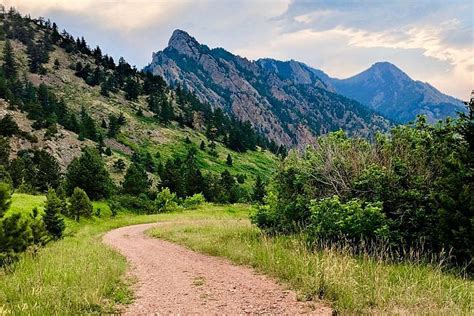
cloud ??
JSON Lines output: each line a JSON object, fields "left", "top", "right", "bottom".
{"left": 2, "top": 0, "right": 472, "bottom": 99}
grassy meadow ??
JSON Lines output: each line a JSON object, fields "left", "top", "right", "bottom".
{"left": 1, "top": 194, "right": 472, "bottom": 315}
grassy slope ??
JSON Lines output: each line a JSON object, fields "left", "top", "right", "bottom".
{"left": 149, "top": 217, "right": 474, "bottom": 314}
{"left": 0, "top": 194, "right": 250, "bottom": 314}
{"left": 1, "top": 27, "right": 278, "bottom": 186}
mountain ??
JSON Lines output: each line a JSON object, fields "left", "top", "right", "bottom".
{"left": 0, "top": 12, "right": 278, "bottom": 189}
{"left": 328, "top": 62, "right": 466, "bottom": 123}
{"left": 144, "top": 30, "right": 390, "bottom": 146}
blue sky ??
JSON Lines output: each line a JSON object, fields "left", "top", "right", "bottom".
{"left": 5, "top": 0, "right": 473, "bottom": 99}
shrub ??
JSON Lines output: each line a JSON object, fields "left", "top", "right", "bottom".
{"left": 307, "top": 196, "right": 389, "bottom": 243}
{"left": 250, "top": 191, "right": 279, "bottom": 234}
{"left": 155, "top": 188, "right": 179, "bottom": 213}
{"left": 182, "top": 193, "right": 205, "bottom": 209}
{"left": 110, "top": 194, "right": 154, "bottom": 214}
{"left": 69, "top": 187, "right": 93, "bottom": 221}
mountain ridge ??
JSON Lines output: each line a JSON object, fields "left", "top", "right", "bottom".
{"left": 145, "top": 29, "right": 390, "bottom": 146}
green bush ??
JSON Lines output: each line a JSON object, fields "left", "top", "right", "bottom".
{"left": 0, "top": 213, "right": 33, "bottom": 265}
{"left": 154, "top": 188, "right": 179, "bottom": 213}
{"left": 182, "top": 193, "right": 205, "bottom": 209}
{"left": 110, "top": 194, "right": 154, "bottom": 214}
{"left": 308, "top": 196, "right": 389, "bottom": 243}
{"left": 252, "top": 114, "right": 473, "bottom": 267}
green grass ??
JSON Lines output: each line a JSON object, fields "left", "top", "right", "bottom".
{"left": 149, "top": 215, "right": 474, "bottom": 314}
{"left": 7, "top": 194, "right": 46, "bottom": 216}
{"left": 5, "top": 194, "right": 470, "bottom": 314}
{"left": 0, "top": 195, "right": 250, "bottom": 314}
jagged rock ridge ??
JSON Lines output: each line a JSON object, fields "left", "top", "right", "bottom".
{"left": 145, "top": 30, "right": 390, "bottom": 146}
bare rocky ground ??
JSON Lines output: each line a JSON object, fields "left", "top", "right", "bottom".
{"left": 103, "top": 223, "right": 332, "bottom": 315}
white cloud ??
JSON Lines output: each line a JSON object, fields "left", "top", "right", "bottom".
{"left": 2, "top": 0, "right": 472, "bottom": 99}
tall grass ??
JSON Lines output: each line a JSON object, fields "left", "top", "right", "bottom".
{"left": 0, "top": 198, "right": 250, "bottom": 314}
{"left": 149, "top": 219, "right": 474, "bottom": 314}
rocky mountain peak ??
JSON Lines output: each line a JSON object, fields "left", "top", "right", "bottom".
{"left": 167, "top": 29, "right": 202, "bottom": 58}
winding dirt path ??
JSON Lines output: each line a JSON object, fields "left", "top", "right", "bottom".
{"left": 103, "top": 223, "right": 331, "bottom": 315}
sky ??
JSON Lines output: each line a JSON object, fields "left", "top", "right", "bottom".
{"left": 3, "top": 0, "right": 473, "bottom": 99}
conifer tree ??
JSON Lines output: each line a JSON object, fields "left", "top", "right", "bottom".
{"left": 69, "top": 187, "right": 93, "bottom": 221}
{"left": 226, "top": 154, "right": 233, "bottom": 166}
{"left": 65, "top": 147, "right": 111, "bottom": 199}
{"left": 43, "top": 188, "right": 65, "bottom": 239}
{"left": 2, "top": 40, "right": 16, "bottom": 80}
{"left": 0, "top": 182, "right": 12, "bottom": 218}
{"left": 122, "top": 163, "right": 150, "bottom": 195}
{"left": 252, "top": 175, "right": 266, "bottom": 203}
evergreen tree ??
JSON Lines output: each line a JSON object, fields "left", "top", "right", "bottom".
{"left": 200, "top": 140, "right": 206, "bottom": 150}
{"left": 113, "top": 159, "right": 126, "bottom": 172}
{"left": 124, "top": 78, "right": 140, "bottom": 101}
{"left": 183, "top": 147, "right": 205, "bottom": 196}
{"left": 122, "top": 163, "right": 150, "bottom": 195}
{"left": 160, "top": 99, "right": 174, "bottom": 123}
{"left": 226, "top": 154, "right": 233, "bottom": 166}
{"left": 43, "top": 189, "right": 65, "bottom": 239}
{"left": 68, "top": 187, "right": 93, "bottom": 221}
{"left": 0, "top": 137, "right": 10, "bottom": 166}
{"left": 79, "top": 106, "right": 98, "bottom": 141}
{"left": 65, "top": 147, "right": 111, "bottom": 199}
{"left": 2, "top": 40, "right": 16, "bottom": 80}
{"left": 252, "top": 175, "right": 266, "bottom": 203}
{"left": 0, "top": 182, "right": 12, "bottom": 217}
{"left": 0, "top": 114, "right": 20, "bottom": 136}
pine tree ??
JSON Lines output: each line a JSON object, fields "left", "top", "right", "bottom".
{"left": 65, "top": 147, "right": 111, "bottom": 199}
{"left": 0, "top": 137, "right": 10, "bottom": 166}
{"left": 113, "top": 159, "right": 126, "bottom": 172}
{"left": 252, "top": 175, "right": 266, "bottom": 203}
{"left": 43, "top": 189, "right": 65, "bottom": 239}
{"left": 122, "top": 163, "right": 150, "bottom": 195}
{"left": 226, "top": 154, "right": 233, "bottom": 166}
{"left": 160, "top": 99, "right": 174, "bottom": 123}
{"left": 2, "top": 40, "right": 16, "bottom": 80}
{"left": 200, "top": 140, "right": 206, "bottom": 150}
{"left": 69, "top": 187, "right": 93, "bottom": 221}
{"left": 0, "top": 182, "right": 12, "bottom": 217}
{"left": 0, "top": 114, "right": 20, "bottom": 136}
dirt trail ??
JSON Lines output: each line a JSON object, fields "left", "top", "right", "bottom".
{"left": 103, "top": 223, "right": 331, "bottom": 315}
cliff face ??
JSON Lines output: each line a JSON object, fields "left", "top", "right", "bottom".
{"left": 145, "top": 30, "right": 390, "bottom": 146}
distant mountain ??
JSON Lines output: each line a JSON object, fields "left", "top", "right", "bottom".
{"left": 144, "top": 30, "right": 390, "bottom": 146}
{"left": 316, "top": 62, "right": 465, "bottom": 123}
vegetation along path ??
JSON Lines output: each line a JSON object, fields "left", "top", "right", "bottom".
{"left": 103, "top": 223, "right": 331, "bottom": 315}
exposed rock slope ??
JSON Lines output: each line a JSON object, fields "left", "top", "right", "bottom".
{"left": 145, "top": 30, "right": 390, "bottom": 146}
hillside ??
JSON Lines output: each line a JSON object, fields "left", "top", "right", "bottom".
{"left": 0, "top": 13, "right": 278, "bottom": 190}
{"left": 144, "top": 30, "right": 390, "bottom": 146}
